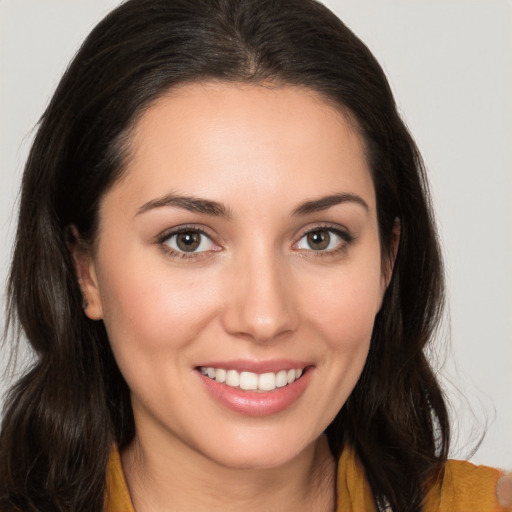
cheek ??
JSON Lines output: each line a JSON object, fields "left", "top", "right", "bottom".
{"left": 95, "top": 248, "right": 220, "bottom": 360}
{"left": 301, "top": 260, "right": 383, "bottom": 352}
{"left": 312, "top": 284, "right": 376, "bottom": 378}
{"left": 292, "top": 261, "right": 381, "bottom": 427}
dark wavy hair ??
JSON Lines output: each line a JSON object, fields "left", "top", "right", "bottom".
{"left": 0, "top": 0, "right": 449, "bottom": 510}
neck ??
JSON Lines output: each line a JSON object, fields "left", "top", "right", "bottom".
{"left": 121, "top": 433, "right": 336, "bottom": 512}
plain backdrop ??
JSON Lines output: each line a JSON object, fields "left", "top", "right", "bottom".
{"left": 1, "top": 0, "right": 511, "bottom": 467}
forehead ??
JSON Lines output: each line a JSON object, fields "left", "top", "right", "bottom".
{"left": 110, "top": 81, "right": 375, "bottom": 215}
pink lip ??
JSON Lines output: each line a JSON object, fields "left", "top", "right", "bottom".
{"left": 196, "top": 365, "right": 313, "bottom": 417}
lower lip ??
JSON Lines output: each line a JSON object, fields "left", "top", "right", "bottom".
{"left": 197, "top": 368, "right": 313, "bottom": 417}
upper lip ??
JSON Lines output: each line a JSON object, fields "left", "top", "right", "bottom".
{"left": 196, "top": 359, "right": 312, "bottom": 373}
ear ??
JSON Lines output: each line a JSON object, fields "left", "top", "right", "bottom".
{"left": 380, "top": 217, "right": 401, "bottom": 293}
{"left": 68, "top": 226, "right": 104, "bottom": 320}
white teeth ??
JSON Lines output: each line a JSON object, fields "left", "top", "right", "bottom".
{"left": 226, "top": 369, "right": 240, "bottom": 387}
{"left": 200, "top": 366, "right": 305, "bottom": 391}
{"left": 239, "top": 371, "right": 258, "bottom": 390}
{"left": 258, "top": 372, "right": 276, "bottom": 391}
{"left": 275, "top": 370, "right": 288, "bottom": 388}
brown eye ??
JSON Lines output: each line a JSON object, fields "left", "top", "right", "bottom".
{"left": 306, "top": 230, "right": 330, "bottom": 250}
{"left": 176, "top": 231, "right": 201, "bottom": 252}
{"left": 163, "top": 230, "right": 215, "bottom": 254}
{"left": 296, "top": 227, "right": 350, "bottom": 253}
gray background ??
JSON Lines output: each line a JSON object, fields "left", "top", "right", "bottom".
{"left": 1, "top": 0, "right": 511, "bottom": 467}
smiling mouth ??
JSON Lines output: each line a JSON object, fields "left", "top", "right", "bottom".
{"left": 198, "top": 367, "right": 305, "bottom": 392}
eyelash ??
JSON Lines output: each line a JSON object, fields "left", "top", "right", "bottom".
{"left": 294, "top": 224, "right": 355, "bottom": 257}
{"left": 156, "top": 224, "right": 354, "bottom": 260}
{"left": 157, "top": 225, "right": 219, "bottom": 260}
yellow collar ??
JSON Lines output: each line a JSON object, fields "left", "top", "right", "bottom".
{"left": 104, "top": 444, "right": 507, "bottom": 511}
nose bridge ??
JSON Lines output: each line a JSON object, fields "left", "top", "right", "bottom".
{"left": 222, "top": 239, "right": 298, "bottom": 343}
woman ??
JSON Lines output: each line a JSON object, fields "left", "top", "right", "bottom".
{"left": 0, "top": 0, "right": 510, "bottom": 511}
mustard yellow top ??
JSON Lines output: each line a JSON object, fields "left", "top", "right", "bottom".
{"left": 105, "top": 445, "right": 511, "bottom": 511}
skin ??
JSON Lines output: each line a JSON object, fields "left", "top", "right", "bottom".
{"left": 74, "top": 82, "right": 397, "bottom": 511}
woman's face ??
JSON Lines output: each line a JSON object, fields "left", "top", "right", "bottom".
{"left": 78, "top": 82, "right": 391, "bottom": 469}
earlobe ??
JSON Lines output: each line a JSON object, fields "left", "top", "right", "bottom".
{"left": 68, "top": 226, "right": 104, "bottom": 320}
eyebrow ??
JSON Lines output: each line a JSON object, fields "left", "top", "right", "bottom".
{"left": 136, "top": 191, "right": 368, "bottom": 218}
{"left": 291, "top": 193, "right": 369, "bottom": 216}
{"left": 137, "top": 193, "right": 232, "bottom": 218}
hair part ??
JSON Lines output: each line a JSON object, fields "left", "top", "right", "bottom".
{"left": 1, "top": 1, "right": 449, "bottom": 511}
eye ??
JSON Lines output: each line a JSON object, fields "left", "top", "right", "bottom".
{"left": 163, "top": 229, "right": 215, "bottom": 253}
{"left": 296, "top": 228, "right": 349, "bottom": 252}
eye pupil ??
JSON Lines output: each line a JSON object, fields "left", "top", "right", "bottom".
{"left": 307, "top": 230, "right": 330, "bottom": 250}
{"left": 176, "top": 231, "right": 201, "bottom": 252}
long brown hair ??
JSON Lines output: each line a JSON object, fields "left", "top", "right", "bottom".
{"left": 1, "top": 1, "right": 449, "bottom": 510}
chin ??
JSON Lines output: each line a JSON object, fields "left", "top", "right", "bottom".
{"left": 200, "top": 430, "right": 317, "bottom": 471}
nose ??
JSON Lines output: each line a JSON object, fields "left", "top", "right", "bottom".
{"left": 221, "top": 248, "right": 299, "bottom": 344}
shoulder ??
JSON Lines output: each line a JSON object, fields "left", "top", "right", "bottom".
{"left": 336, "top": 446, "right": 511, "bottom": 512}
{"left": 423, "top": 459, "right": 512, "bottom": 512}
